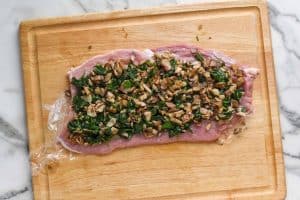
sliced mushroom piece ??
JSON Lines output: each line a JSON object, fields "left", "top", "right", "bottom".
{"left": 133, "top": 99, "right": 146, "bottom": 107}
{"left": 197, "top": 66, "right": 205, "bottom": 74}
{"left": 184, "top": 103, "right": 192, "bottom": 113}
{"left": 94, "top": 87, "right": 101, "bottom": 95}
{"left": 158, "top": 94, "right": 165, "bottom": 101}
{"left": 175, "top": 66, "right": 182, "bottom": 74}
{"left": 144, "top": 128, "right": 158, "bottom": 138}
{"left": 182, "top": 113, "right": 194, "bottom": 123}
{"left": 113, "top": 62, "right": 123, "bottom": 77}
{"left": 88, "top": 79, "right": 94, "bottom": 86}
{"left": 192, "top": 95, "right": 201, "bottom": 105}
{"left": 106, "top": 91, "right": 115, "bottom": 103}
{"left": 148, "top": 96, "right": 158, "bottom": 103}
{"left": 192, "top": 85, "right": 201, "bottom": 92}
{"left": 95, "top": 102, "right": 105, "bottom": 113}
{"left": 170, "top": 117, "right": 182, "bottom": 125}
{"left": 143, "top": 111, "right": 152, "bottom": 121}
{"left": 225, "top": 84, "right": 237, "bottom": 96}
{"left": 152, "top": 84, "right": 159, "bottom": 92}
{"left": 111, "top": 127, "right": 119, "bottom": 135}
{"left": 87, "top": 104, "right": 97, "bottom": 117}
{"left": 104, "top": 72, "right": 112, "bottom": 82}
{"left": 185, "top": 88, "right": 193, "bottom": 94}
{"left": 192, "top": 105, "right": 200, "bottom": 110}
{"left": 215, "top": 82, "right": 226, "bottom": 89}
{"left": 142, "top": 83, "right": 152, "bottom": 94}
{"left": 160, "top": 79, "right": 168, "bottom": 90}
{"left": 107, "top": 118, "right": 117, "bottom": 127}
{"left": 83, "top": 86, "right": 91, "bottom": 95}
{"left": 211, "top": 88, "right": 220, "bottom": 96}
{"left": 219, "top": 94, "right": 225, "bottom": 100}
{"left": 161, "top": 59, "right": 172, "bottom": 71}
{"left": 236, "top": 77, "right": 245, "bottom": 86}
{"left": 121, "top": 132, "right": 130, "bottom": 138}
{"left": 166, "top": 102, "right": 176, "bottom": 109}
{"left": 200, "top": 107, "right": 211, "bottom": 119}
{"left": 82, "top": 94, "right": 92, "bottom": 103}
{"left": 121, "top": 99, "right": 128, "bottom": 107}
{"left": 190, "top": 74, "right": 199, "bottom": 83}
{"left": 213, "top": 100, "right": 223, "bottom": 109}
{"left": 139, "top": 93, "right": 148, "bottom": 101}
{"left": 204, "top": 71, "right": 211, "bottom": 79}
{"left": 173, "top": 110, "right": 185, "bottom": 118}
{"left": 152, "top": 120, "right": 161, "bottom": 127}
{"left": 107, "top": 106, "right": 117, "bottom": 113}
{"left": 232, "top": 99, "right": 239, "bottom": 108}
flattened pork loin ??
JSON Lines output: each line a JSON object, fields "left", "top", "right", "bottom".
{"left": 57, "top": 45, "right": 259, "bottom": 154}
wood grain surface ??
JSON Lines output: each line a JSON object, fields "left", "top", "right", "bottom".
{"left": 19, "top": 0, "right": 286, "bottom": 199}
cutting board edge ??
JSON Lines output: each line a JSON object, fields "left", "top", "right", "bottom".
{"left": 19, "top": 0, "right": 286, "bottom": 199}
{"left": 258, "top": 0, "right": 286, "bottom": 199}
{"left": 19, "top": 0, "right": 265, "bottom": 29}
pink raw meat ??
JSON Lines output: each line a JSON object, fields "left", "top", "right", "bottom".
{"left": 57, "top": 45, "right": 259, "bottom": 154}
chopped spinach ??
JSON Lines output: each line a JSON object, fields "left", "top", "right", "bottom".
{"left": 94, "top": 65, "right": 107, "bottom": 75}
{"left": 168, "top": 124, "right": 183, "bottom": 137}
{"left": 107, "top": 78, "right": 119, "bottom": 91}
{"left": 193, "top": 109, "right": 202, "bottom": 120}
{"left": 161, "top": 120, "right": 184, "bottom": 137}
{"left": 170, "top": 58, "right": 177, "bottom": 69}
{"left": 222, "top": 97, "right": 231, "bottom": 108}
{"left": 210, "top": 69, "right": 228, "bottom": 82}
{"left": 68, "top": 119, "right": 82, "bottom": 133}
{"left": 71, "top": 77, "right": 89, "bottom": 89}
{"left": 124, "top": 67, "right": 138, "bottom": 80}
{"left": 219, "top": 109, "right": 233, "bottom": 120}
{"left": 162, "top": 120, "right": 173, "bottom": 130}
{"left": 122, "top": 80, "right": 133, "bottom": 89}
{"left": 127, "top": 99, "right": 136, "bottom": 110}
{"left": 195, "top": 52, "right": 204, "bottom": 63}
{"left": 158, "top": 101, "right": 166, "bottom": 110}
{"left": 232, "top": 89, "right": 243, "bottom": 101}
{"left": 72, "top": 95, "right": 88, "bottom": 112}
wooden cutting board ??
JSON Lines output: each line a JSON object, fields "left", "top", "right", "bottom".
{"left": 20, "top": 0, "right": 286, "bottom": 199}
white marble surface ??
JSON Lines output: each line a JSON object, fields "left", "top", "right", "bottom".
{"left": 0, "top": 0, "right": 299, "bottom": 199}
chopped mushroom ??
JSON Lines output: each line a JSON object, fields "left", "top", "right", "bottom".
{"left": 95, "top": 102, "right": 105, "bottom": 113}
{"left": 106, "top": 91, "right": 115, "bottom": 103}
{"left": 107, "top": 118, "right": 117, "bottom": 127}
{"left": 143, "top": 111, "right": 152, "bottom": 121}
{"left": 161, "top": 59, "right": 172, "bottom": 71}
{"left": 87, "top": 104, "right": 96, "bottom": 117}
{"left": 111, "top": 127, "right": 119, "bottom": 135}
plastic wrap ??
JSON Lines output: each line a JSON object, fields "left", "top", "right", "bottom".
{"left": 30, "top": 94, "right": 76, "bottom": 176}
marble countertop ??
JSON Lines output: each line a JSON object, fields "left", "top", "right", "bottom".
{"left": 0, "top": 0, "right": 299, "bottom": 199}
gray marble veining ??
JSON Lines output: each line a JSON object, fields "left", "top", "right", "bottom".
{"left": 0, "top": 0, "right": 299, "bottom": 199}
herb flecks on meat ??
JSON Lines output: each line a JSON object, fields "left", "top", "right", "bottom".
{"left": 68, "top": 52, "right": 246, "bottom": 145}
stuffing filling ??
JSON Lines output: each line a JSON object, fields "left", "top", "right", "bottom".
{"left": 68, "top": 51, "right": 246, "bottom": 145}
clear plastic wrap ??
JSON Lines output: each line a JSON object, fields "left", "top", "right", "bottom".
{"left": 30, "top": 94, "right": 76, "bottom": 176}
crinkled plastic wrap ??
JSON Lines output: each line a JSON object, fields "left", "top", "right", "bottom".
{"left": 30, "top": 94, "right": 76, "bottom": 176}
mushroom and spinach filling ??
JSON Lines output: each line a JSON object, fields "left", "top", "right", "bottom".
{"left": 68, "top": 52, "right": 246, "bottom": 144}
